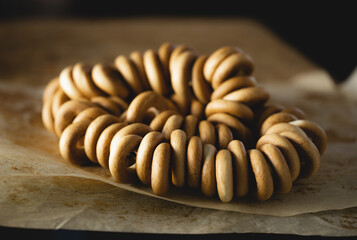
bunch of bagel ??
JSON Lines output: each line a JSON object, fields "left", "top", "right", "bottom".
{"left": 42, "top": 43, "right": 327, "bottom": 202}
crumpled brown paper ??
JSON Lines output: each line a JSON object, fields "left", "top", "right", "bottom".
{"left": 0, "top": 18, "right": 356, "bottom": 235}
{"left": 0, "top": 69, "right": 356, "bottom": 232}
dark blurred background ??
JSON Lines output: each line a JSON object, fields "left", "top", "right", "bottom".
{"left": 1, "top": 0, "right": 356, "bottom": 83}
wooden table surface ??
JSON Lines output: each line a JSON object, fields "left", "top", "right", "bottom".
{"left": 0, "top": 17, "right": 318, "bottom": 87}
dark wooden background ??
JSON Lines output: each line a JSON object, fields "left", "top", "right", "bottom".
{"left": 1, "top": 0, "right": 355, "bottom": 83}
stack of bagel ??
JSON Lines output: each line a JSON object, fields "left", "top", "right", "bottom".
{"left": 42, "top": 43, "right": 327, "bottom": 202}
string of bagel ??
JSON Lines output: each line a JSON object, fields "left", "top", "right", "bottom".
{"left": 42, "top": 42, "right": 327, "bottom": 202}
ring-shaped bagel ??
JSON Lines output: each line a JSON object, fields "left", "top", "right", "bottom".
{"left": 227, "top": 140, "right": 249, "bottom": 197}
{"left": 170, "top": 129, "right": 188, "bottom": 187}
{"left": 187, "top": 136, "right": 203, "bottom": 188}
{"left": 136, "top": 131, "right": 165, "bottom": 185}
{"left": 84, "top": 114, "right": 121, "bottom": 163}
{"left": 290, "top": 120, "right": 327, "bottom": 154}
{"left": 258, "top": 144, "right": 292, "bottom": 194}
{"left": 216, "top": 149, "right": 234, "bottom": 202}
{"left": 201, "top": 144, "right": 217, "bottom": 197}
{"left": 279, "top": 131, "right": 320, "bottom": 178}
{"left": 143, "top": 49, "right": 168, "bottom": 96}
{"left": 126, "top": 91, "right": 173, "bottom": 123}
{"left": 59, "top": 120, "right": 91, "bottom": 166}
{"left": 199, "top": 120, "right": 216, "bottom": 145}
{"left": 248, "top": 149, "right": 274, "bottom": 201}
{"left": 73, "top": 63, "right": 104, "bottom": 98}
{"left": 205, "top": 99, "right": 253, "bottom": 121}
{"left": 114, "top": 55, "right": 143, "bottom": 94}
{"left": 92, "top": 63, "right": 130, "bottom": 98}
{"left": 256, "top": 133, "right": 300, "bottom": 181}
{"left": 151, "top": 142, "right": 171, "bottom": 196}
{"left": 96, "top": 122, "right": 127, "bottom": 169}
{"left": 109, "top": 134, "right": 142, "bottom": 183}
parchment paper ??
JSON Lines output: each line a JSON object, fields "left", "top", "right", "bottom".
{"left": 0, "top": 18, "right": 356, "bottom": 235}
{"left": 1, "top": 69, "right": 356, "bottom": 216}
{"left": 1, "top": 175, "right": 356, "bottom": 236}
